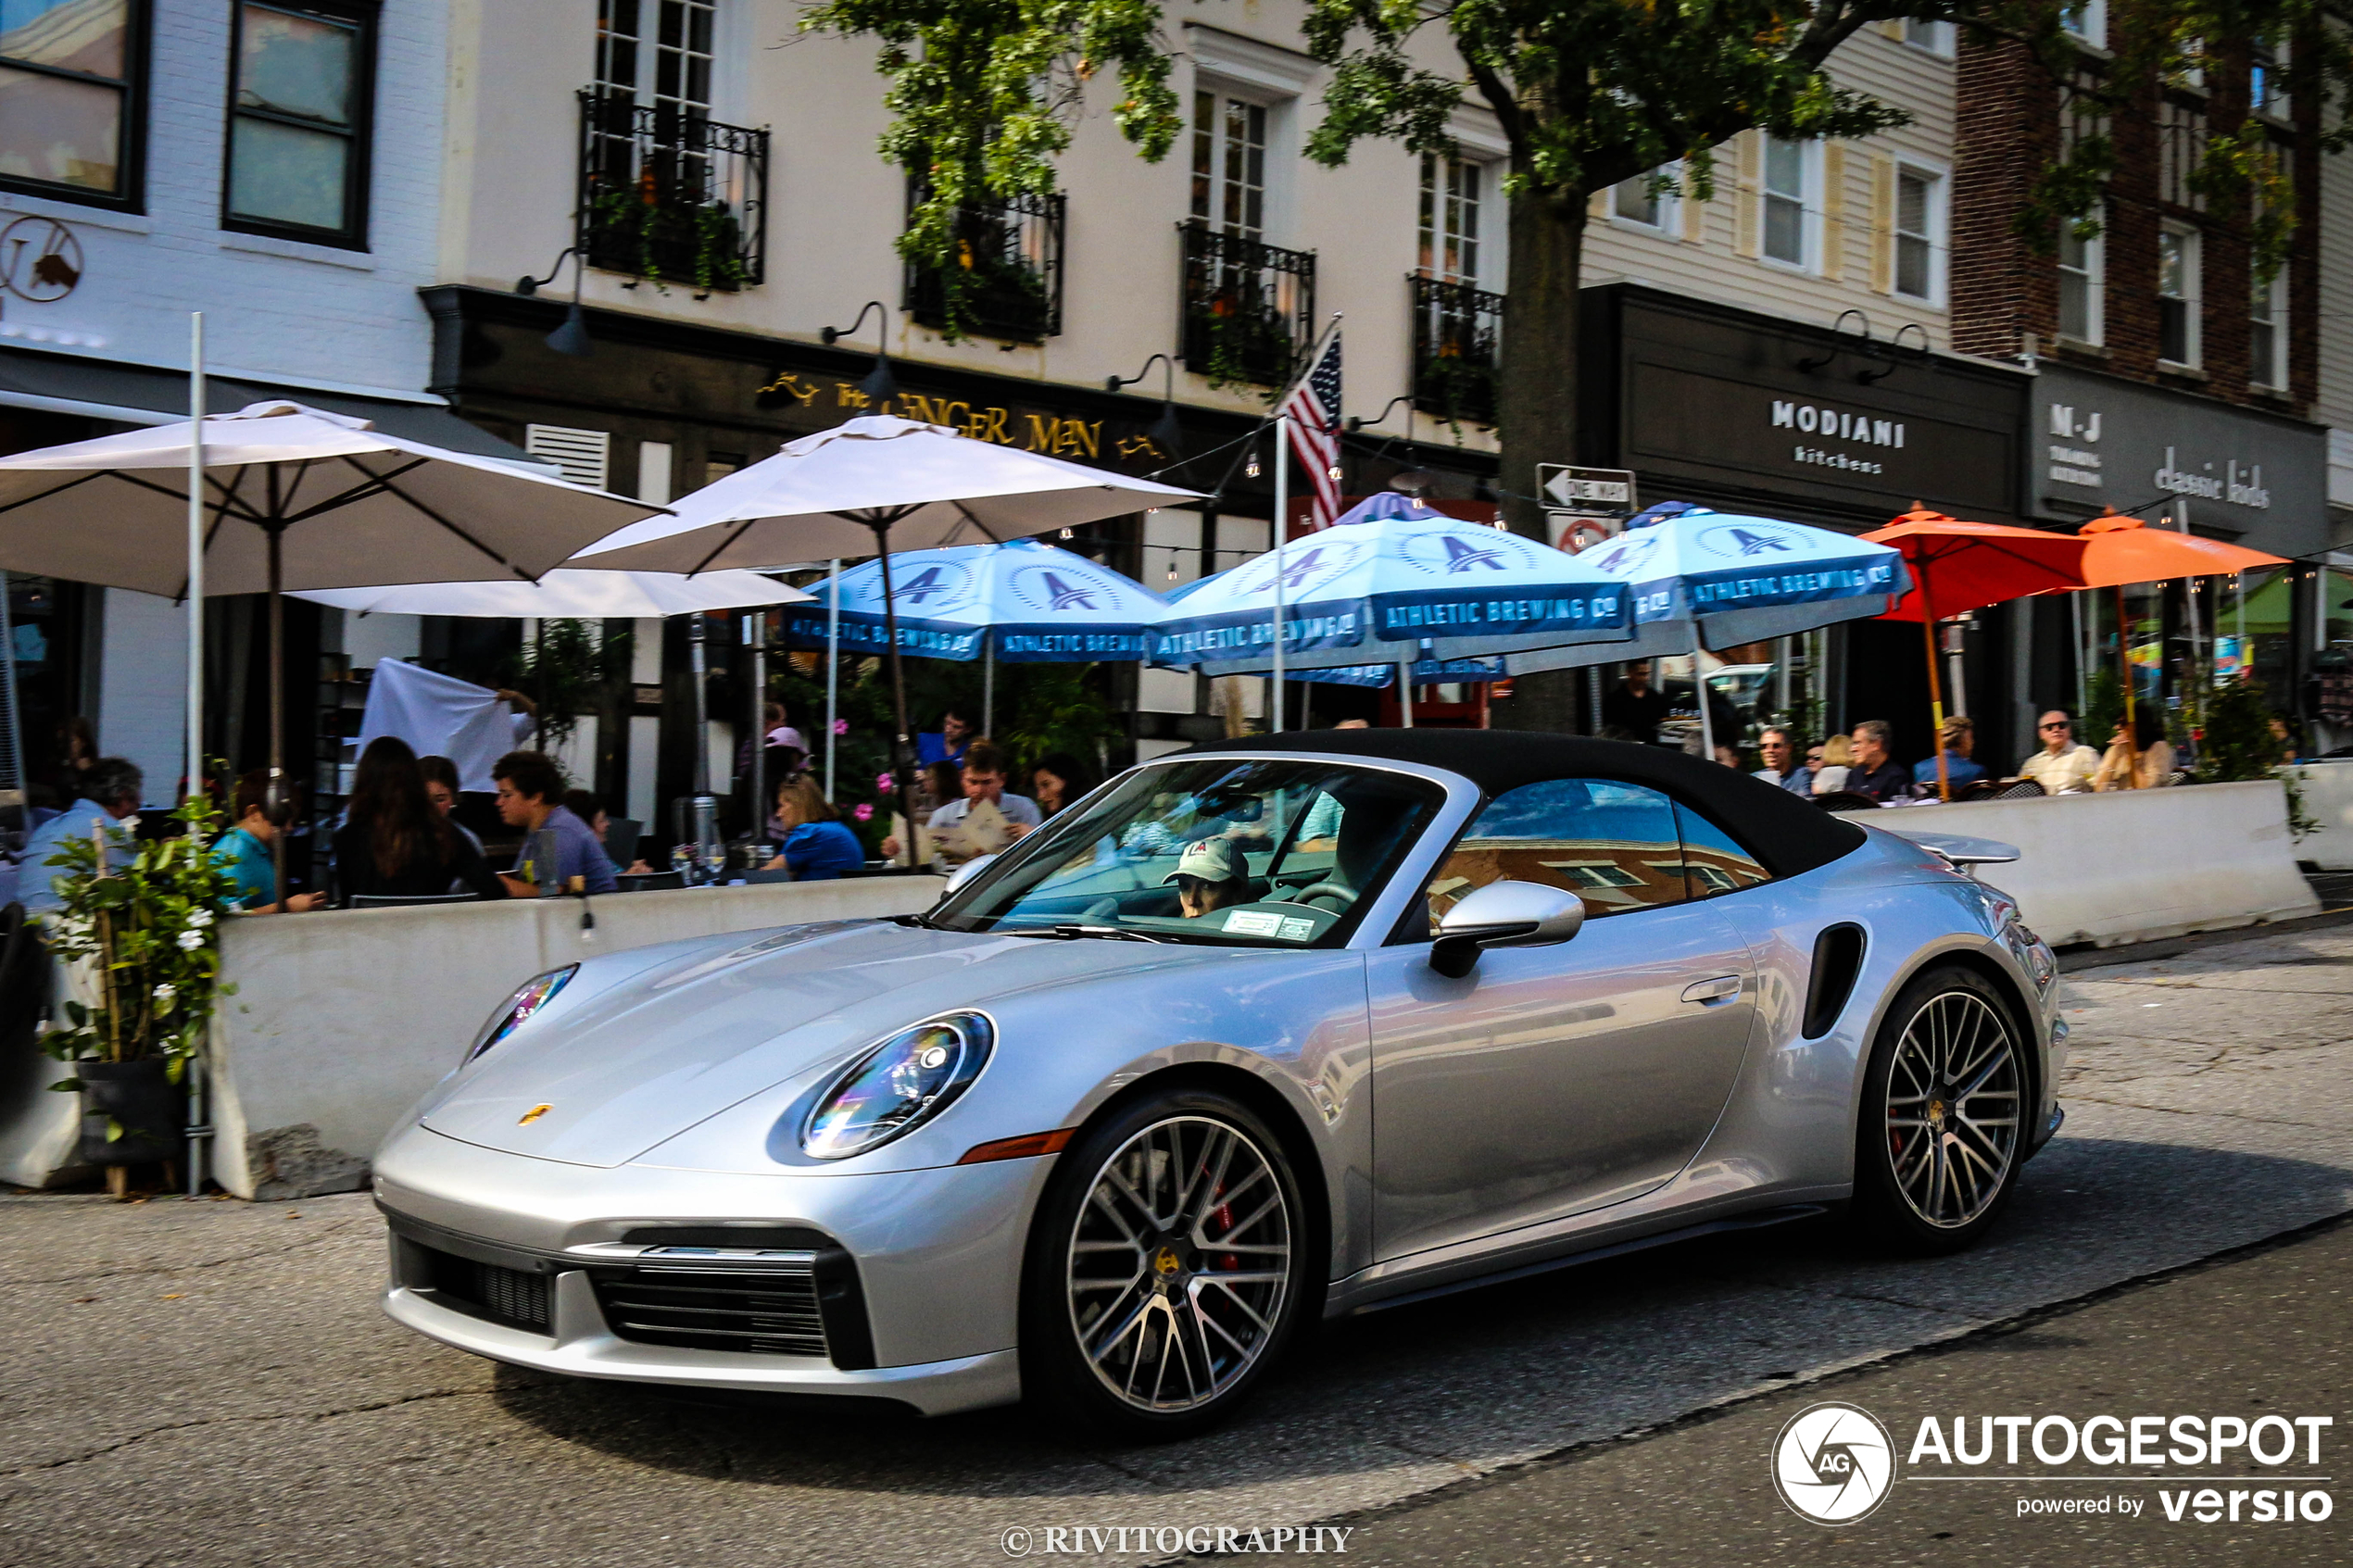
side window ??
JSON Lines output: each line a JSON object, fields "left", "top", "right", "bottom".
{"left": 1672, "top": 801, "right": 1770, "bottom": 900}
{"left": 1425, "top": 779, "right": 1688, "bottom": 932}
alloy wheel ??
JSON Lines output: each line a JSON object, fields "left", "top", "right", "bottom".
{"left": 1064, "top": 1114, "right": 1294, "bottom": 1413}
{"left": 1884, "top": 989, "right": 2022, "bottom": 1229}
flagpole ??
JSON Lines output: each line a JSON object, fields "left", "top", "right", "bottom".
{"left": 1272, "top": 412, "right": 1288, "bottom": 734}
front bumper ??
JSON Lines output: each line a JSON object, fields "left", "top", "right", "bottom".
{"left": 373, "top": 1122, "right": 1050, "bottom": 1414}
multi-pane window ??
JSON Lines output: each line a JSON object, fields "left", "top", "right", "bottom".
{"left": 1419, "top": 154, "right": 1481, "bottom": 282}
{"left": 1613, "top": 164, "right": 1676, "bottom": 232}
{"left": 224, "top": 2, "right": 375, "bottom": 246}
{"left": 2250, "top": 266, "right": 2286, "bottom": 388}
{"left": 2251, "top": 35, "right": 2289, "bottom": 121}
{"left": 1190, "top": 89, "right": 1266, "bottom": 241}
{"left": 2060, "top": 0, "right": 2105, "bottom": 48}
{"left": 2057, "top": 216, "right": 2102, "bottom": 344}
{"left": 0, "top": 0, "right": 144, "bottom": 206}
{"left": 2158, "top": 225, "right": 2199, "bottom": 365}
{"left": 1894, "top": 166, "right": 1937, "bottom": 300}
{"left": 597, "top": 0, "right": 713, "bottom": 116}
{"left": 1762, "top": 136, "right": 1806, "bottom": 266}
{"left": 1900, "top": 19, "right": 1953, "bottom": 56}
{"left": 2159, "top": 99, "right": 2207, "bottom": 210}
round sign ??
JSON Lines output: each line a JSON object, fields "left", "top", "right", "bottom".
{"left": 0, "top": 216, "right": 82, "bottom": 302}
{"left": 1770, "top": 1401, "right": 1898, "bottom": 1525}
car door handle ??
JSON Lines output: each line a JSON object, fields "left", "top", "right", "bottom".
{"left": 1680, "top": 975, "right": 1743, "bottom": 1004}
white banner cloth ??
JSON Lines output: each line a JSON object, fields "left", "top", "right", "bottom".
{"left": 356, "top": 659, "right": 529, "bottom": 792}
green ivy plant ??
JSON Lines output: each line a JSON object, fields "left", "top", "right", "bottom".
{"left": 586, "top": 189, "right": 750, "bottom": 296}
{"left": 38, "top": 794, "right": 237, "bottom": 1116}
{"left": 510, "top": 619, "right": 632, "bottom": 762}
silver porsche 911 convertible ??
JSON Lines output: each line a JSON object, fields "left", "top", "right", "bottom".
{"left": 375, "top": 731, "right": 2063, "bottom": 1437}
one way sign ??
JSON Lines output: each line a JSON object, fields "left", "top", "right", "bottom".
{"left": 1540, "top": 465, "right": 1637, "bottom": 510}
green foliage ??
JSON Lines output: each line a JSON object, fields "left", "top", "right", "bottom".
{"left": 2198, "top": 675, "right": 2285, "bottom": 783}
{"left": 585, "top": 189, "right": 750, "bottom": 295}
{"left": 2082, "top": 666, "right": 2125, "bottom": 760}
{"left": 37, "top": 792, "right": 237, "bottom": 1081}
{"left": 510, "top": 621, "right": 631, "bottom": 765}
{"left": 801, "top": 0, "right": 1180, "bottom": 342}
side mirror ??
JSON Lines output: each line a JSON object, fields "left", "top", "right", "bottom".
{"left": 940, "top": 853, "right": 997, "bottom": 897}
{"left": 1430, "top": 880, "right": 1585, "bottom": 979}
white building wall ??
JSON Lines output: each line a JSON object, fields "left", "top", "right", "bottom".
{"left": 94, "top": 588, "right": 188, "bottom": 803}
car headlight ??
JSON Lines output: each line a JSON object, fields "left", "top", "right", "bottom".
{"left": 801, "top": 1012, "right": 995, "bottom": 1160}
{"left": 466, "top": 966, "right": 577, "bottom": 1062}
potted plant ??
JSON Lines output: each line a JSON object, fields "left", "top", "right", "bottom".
{"left": 37, "top": 794, "right": 234, "bottom": 1197}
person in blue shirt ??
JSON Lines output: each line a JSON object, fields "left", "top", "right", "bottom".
{"left": 212, "top": 770, "right": 323, "bottom": 912}
{"left": 761, "top": 772, "right": 866, "bottom": 880}
{"left": 914, "top": 708, "right": 974, "bottom": 768}
{"left": 18, "top": 758, "right": 144, "bottom": 917}
{"left": 1912, "top": 716, "right": 1989, "bottom": 791}
{"left": 491, "top": 750, "right": 618, "bottom": 896}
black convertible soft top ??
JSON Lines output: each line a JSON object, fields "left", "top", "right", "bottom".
{"left": 1182, "top": 728, "right": 1867, "bottom": 880}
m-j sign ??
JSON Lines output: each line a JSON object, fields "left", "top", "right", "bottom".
{"left": 2029, "top": 362, "right": 2326, "bottom": 555}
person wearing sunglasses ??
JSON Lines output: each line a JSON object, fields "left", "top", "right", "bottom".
{"left": 2017, "top": 709, "right": 2100, "bottom": 795}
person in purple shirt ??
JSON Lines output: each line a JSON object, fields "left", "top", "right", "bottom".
{"left": 491, "top": 750, "right": 617, "bottom": 896}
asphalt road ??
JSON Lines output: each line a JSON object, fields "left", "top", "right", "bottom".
{"left": 4, "top": 923, "right": 2352, "bottom": 1568}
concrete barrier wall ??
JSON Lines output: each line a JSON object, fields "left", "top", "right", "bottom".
{"left": 0, "top": 877, "right": 940, "bottom": 1197}
{"left": 1877, "top": 779, "right": 2318, "bottom": 948}
{"left": 2282, "top": 763, "right": 2353, "bottom": 870}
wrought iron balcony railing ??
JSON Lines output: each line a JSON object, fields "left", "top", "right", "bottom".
{"left": 1178, "top": 222, "right": 1315, "bottom": 387}
{"left": 576, "top": 86, "right": 769, "bottom": 294}
{"left": 902, "top": 182, "right": 1065, "bottom": 342}
{"left": 1410, "top": 274, "right": 1504, "bottom": 426}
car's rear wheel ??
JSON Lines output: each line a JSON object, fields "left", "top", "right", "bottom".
{"left": 1020, "top": 1089, "right": 1310, "bottom": 1440}
{"left": 1852, "top": 965, "right": 2028, "bottom": 1253}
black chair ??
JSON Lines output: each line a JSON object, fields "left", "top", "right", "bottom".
{"left": 616, "top": 871, "right": 686, "bottom": 892}
{"left": 1814, "top": 791, "right": 1883, "bottom": 812}
{"left": 602, "top": 817, "right": 644, "bottom": 871}
{"left": 349, "top": 892, "right": 480, "bottom": 909}
{"left": 1994, "top": 779, "right": 2048, "bottom": 800}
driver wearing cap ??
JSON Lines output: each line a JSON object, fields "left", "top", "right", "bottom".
{"left": 1173, "top": 837, "right": 1255, "bottom": 921}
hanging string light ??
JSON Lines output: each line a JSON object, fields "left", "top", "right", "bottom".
{"left": 1244, "top": 449, "right": 1261, "bottom": 480}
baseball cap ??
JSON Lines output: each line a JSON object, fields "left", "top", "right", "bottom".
{"left": 1176, "top": 837, "right": 1244, "bottom": 884}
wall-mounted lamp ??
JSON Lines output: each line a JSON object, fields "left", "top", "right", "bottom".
{"left": 821, "top": 301, "right": 898, "bottom": 404}
{"left": 1856, "top": 321, "right": 1932, "bottom": 385}
{"left": 516, "top": 247, "right": 592, "bottom": 358}
{"left": 1796, "top": 308, "right": 1871, "bottom": 373}
{"left": 1105, "top": 353, "right": 1184, "bottom": 456}
{"left": 1344, "top": 395, "right": 1416, "bottom": 434}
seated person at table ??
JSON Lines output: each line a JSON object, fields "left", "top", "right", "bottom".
{"left": 416, "top": 755, "right": 486, "bottom": 857}
{"left": 334, "top": 738, "right": 505, "bottom": 904}
{"left": 19, "top": 758, "right": 144, "bottom": 916}
{"left": 882, "top": 743, "right": 1039, "bottom": 868}
{"left": 1173, "top": 837, "right": 1255, "bottom": 921}
{"left": 2092, "top": 710, "right": 2176, "bottom": 791}
{"left": 2017, "top": 710, "right": 2100, "bottom": 795}
{"left": 492, "top": 750, "right": 618, "bottom": 897}
{"left": 761, "top": 775, "right": 866, "bottom": 881}
{"left": 1913, "top": 716, "right": 1988, "bottom": 791}
{"left": 1845, "top": 721, "right": 1914, "bottom": 801}
{"left": 213, "top": 770, "right": 322, "bottom": 912}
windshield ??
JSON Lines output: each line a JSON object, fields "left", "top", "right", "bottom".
{"left": 931, "top": 758, "right": 1445, "bottom": 947}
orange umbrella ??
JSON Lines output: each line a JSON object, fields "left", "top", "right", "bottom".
{"left": 2070, "top": 509, "right": 2289, "bottom": 784}
{"left": 1862, "top": 506, "right": 2090, "bottom": 800}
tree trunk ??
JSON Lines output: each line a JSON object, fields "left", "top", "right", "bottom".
{"left": 1494, "top": 183, "right": 1590, "bottom": 734}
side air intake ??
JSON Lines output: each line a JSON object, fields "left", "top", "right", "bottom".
{"left": 1803, "top": 923, "right": 1867, "bottom": 1039}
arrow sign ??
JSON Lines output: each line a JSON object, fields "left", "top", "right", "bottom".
{"left": 1541, "top": 464, "right": 1637, "bottom": 510}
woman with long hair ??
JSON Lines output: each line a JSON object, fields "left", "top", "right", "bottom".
{"left": 333, "top": 736, "right": 504, "bottom": 902}
{"left": 1029, "top": 752, "right": 1095, "bottom": 818}
{"left": 761, "top": 773, "right": 866, "bottom": 880}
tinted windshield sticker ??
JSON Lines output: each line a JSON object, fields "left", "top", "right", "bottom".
{"left": 1224, "top": 909, "right": 1286, "bottom": 936}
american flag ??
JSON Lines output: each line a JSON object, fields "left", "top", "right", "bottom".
{"left": 1278, "top": 332, "right": 1343, "bottom": 530}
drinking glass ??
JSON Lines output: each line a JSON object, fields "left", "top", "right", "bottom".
{"left": 669, "top": 843, "right": 696, "bottom": 884}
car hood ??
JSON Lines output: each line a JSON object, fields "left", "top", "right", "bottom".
{"left": 417, "top": 918, "right": 1203, "bottom": 1168}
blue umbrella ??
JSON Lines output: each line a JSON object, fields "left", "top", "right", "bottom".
{"left": 1556, "top": 502, "right": 1912, "bottom": 755}
{"left": 1150, "top": 494, "right": 1630, "bottom": 710}
{"left": 779, "top": 536, "right": 1168, "bottom": 733}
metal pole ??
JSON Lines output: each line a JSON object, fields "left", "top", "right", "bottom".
{"left": 983, "top": 637, "right": 994, "bottom": 739}
{"left": 872, "top": 520, "right": 921, "bottom": 868}
{"left": 267, "top": 528, "right": 286, "bottom": 908}
{"left": 185, "top": 312, "right": 205, "bottom": 804}
{"left": 2072, "top": 591, "right": 2087, "bottom": 717}
{"left": 747, "top": 610, "right": 766, "bottom": 849}
{"left": 1396, "top": 662, "right": 1414, "bottom": 727}
{"left": 1271, "top": 414, "right": 1288, "bottom": 733}
{"left": 2178, "top": 502, "right": 2203, "bottom": 714}
{"left": 688, "top": 615, "right": 711, "bottom": 795}
{"left": 1696, "top": 646, "right": 1716, "bottom": 761}
{"left": 824, "top": 557, "right": 839, "bottom": 802}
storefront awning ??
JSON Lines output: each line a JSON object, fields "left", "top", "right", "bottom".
{"left": 0, "top": 345, "right": 535, "bottom": 465}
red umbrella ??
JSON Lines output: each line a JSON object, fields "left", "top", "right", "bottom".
{"left": 1862, "top": 506, "right": 2090, "bottom": 800}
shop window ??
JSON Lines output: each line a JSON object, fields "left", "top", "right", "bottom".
{"left": 2158, "top": 225, "right": 2199, "bottom": 367}
{"left": 0, "top": 0, "right": 145, "bottom": 207}
{"left": 2057, "top": 215, "right": 2102, "bottom": 344}
{"left": 223, "top": 1, "right": 377, "bottom": 248}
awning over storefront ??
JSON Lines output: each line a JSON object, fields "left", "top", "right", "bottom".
{"left": 0, "top": 344, "right": 536, "bottom": 465}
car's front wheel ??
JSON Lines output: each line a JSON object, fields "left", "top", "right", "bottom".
{"left": 1020, "top": 1089, "right": 1310, "bottom": 1439}
{"left": 1852, "top": 964, "right": 2029, "bottom": 1253}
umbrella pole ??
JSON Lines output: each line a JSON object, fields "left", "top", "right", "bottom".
{"left": 2116, "top": 583, "right": 2139, "bottom": 786}
{"left": 268, "top": 528, "right": 287, "bottom": 909}
{"left": 184, "top": 312, "right": 205, "bottom": 806}
{"left": 824, "top": 558, "right": 839, "bottom": 803}
{"left": 1397, "top": 662, "right": 1414, "bottom": 728}
{"left": 1697, "top": 646, "right": 1716, "bottom": 762}
{"left": 1272, "top": 413, "right": 1288, "bottom": 734}
{"left": 983, "top": 637, "right": 994, "bottom": 741}
{"left": 873, "top": 521, "right": 920, "bottom": 869}
{"left": 749, "top": 610, "right": 766, "bottom": 851}
{"left": 1918, "top": 558, "right": 1950, "bottom": 802}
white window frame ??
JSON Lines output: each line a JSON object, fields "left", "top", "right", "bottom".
{"left": 2250, "top": 263, "right": 2288, "bottom": 390}
{"left": 1184, "top": 26, "right": 1314, "bottom": 248}
{"left": 1421, "top": 152, "right": 1490, "bottom": 285}
{"left": 1900, "top": 19, "right": 1955, "bottom": 57}
{"left": 2061, "top": 0, "right": 2107, "bottom": 50}
{"left": 2157, "top": 222, "right": 2201, "bottom": 369}
{"left": 1759, "top": 136, "right": 1818, "bottom": 271}
{"left": 2056, "top": 211, "right": 2104, "bottom": 346}
{"left": 1190, "top": 86, "right": 1273, "bottom": 243}
{"left": 1892, "top": 160, "right": 1946, "bottom": 305}
{"left": 1610, "top": 162, "right": 1681, "bottom": 236}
